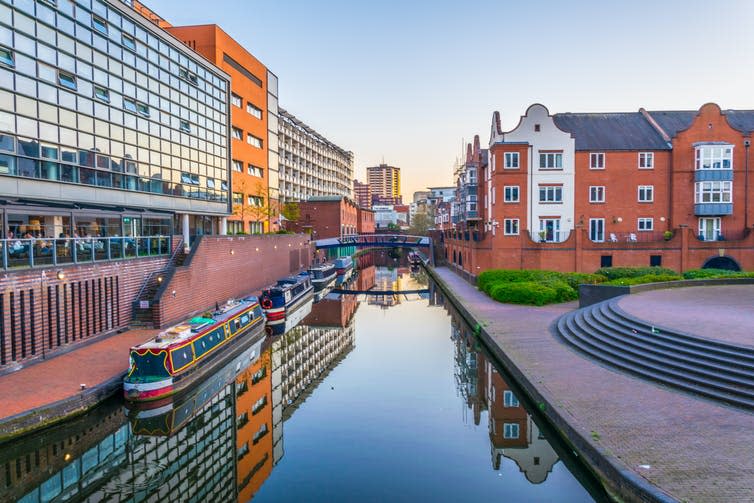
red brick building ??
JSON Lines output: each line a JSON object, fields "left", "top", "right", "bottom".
{"left": 445, "top": 103, "right": 754, "bottom": 275}
{"left": 288, "top": 196, "right": 359, "bottom": 239}
{"left": 357, "top": 208, "right": 375, "bottom": 234}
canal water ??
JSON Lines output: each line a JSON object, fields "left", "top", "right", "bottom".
{"left": 2, "top": 252, "right": 607, "bottom": 502}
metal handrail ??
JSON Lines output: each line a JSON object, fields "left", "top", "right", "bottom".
{"left": 133, "top": 237, "right": 184, "bottom": 303}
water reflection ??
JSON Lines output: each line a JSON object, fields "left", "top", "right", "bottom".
{"left": 3, "top": 251, "right": 601, "bottom": 502}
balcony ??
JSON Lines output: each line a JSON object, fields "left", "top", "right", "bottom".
{"left": 695, "top": 169, "right": 733, "bottom": 182}
{"left": 694, "top": 203, "right": 733, "bottom": 216}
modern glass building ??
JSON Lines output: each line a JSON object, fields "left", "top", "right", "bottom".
{"left": 0, "top": 0, "right": 231, "bottom": 244}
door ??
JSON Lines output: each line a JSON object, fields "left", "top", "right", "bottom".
{"left": 698, "top": 218, "right": 721, "bottom": 240}
{"left": 589, "top": 218, "right": 605, "bottom": 242}
{"left": 539, "top": 219, "right": 561, "bottom": 242}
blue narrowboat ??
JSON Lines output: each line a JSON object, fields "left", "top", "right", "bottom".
{"left": 260, "top": 272, "right": 314, "bottom": 328}
{"left": 308, "top": 262, "right": 337, "bottom": 290}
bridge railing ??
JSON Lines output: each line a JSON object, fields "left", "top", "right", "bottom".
{"left": 314, "top": 234, "right": 431, "bottom": 249}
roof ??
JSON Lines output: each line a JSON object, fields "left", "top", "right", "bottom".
{"left": 723, "top": 110, "right": 754, "bottom": 134}
{"left": 553, "top": 112, "right": 671, "bottom": 150}
{"left": 643, "top": 110, "right": 695, "bottom": 138}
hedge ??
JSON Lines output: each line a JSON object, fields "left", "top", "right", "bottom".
{"left": 682, "top": 268, "right": 754, "bottom": 279}
{"left": 489, "top": 281, "right": 561, "bottom": 306}
{"left": 594, "top": 266, "right": 677, "bottom": 280}
{"left": 605, "top": 274, "right": 683, "bottom": 286}
{"left": 477, "top": 269, "right": 606, "bottom": 305}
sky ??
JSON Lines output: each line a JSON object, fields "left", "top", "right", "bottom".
{"left": 146, "top": 0, "right": 754, "bottom": 199}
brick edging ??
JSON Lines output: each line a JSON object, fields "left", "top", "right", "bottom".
{"left": 425, "top": 265, "right": 678, "bottom": 503}
{"left": 0, "top": 373, "right": 124, "bottom": 443}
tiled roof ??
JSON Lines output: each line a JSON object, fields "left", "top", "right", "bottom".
{"left": 553, "top": 112, "right": 671, "bottom": 150}
{"left": 644, "top": 110, "right": 695, "bottom": 138}
{"left": 723, "top": 110, "right": 754, "bottom": 134}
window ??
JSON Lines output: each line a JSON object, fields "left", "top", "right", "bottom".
{"left": 92, "top": 15, "right": 108, "bottom": 35}
{"left": 539, "top": 218, "right": 561, "bottom": 242}
{"left": 180, "top": 172, "right": 199, "bottom": 185}
{"left": 504, "top": 152, "right": 519, "bottom": 169}
{"left": 0, "top": 46, "right": 13, "bottom": 67}
{"left": 179, "top": 68, "right": 198, "bottom": 85}
{"left": 590, "top": 152, "right": 605, "bottom": 169}
{"left": 58, "top": 71, "right": 77, "bottom": 91}
{"left": 232, "top": 160, "right": 243, "bottom": 172}
{"left": 695, "top": 181, "right": 732, "bottom": 203}
{"left": 601, "top": 255, "right": 613, "bottom": 267}
{"left": 248, "top": 164, "right": 263, "bottom": 177}
{"left": 94, "top": 86, "right": 110, "bottom": 102}
{"left": 538, "top": 185, "right": 563, "bottom": 203}
{"left": 248, "top": 195, "right": 263, "bottom": 207}
{"left": 696, "top": 145, "right": 733, "bottom": 170}
{"left": 232, "top": 192, "right": 243, "bottom": 205}
{"left": 247, "top": 134, "right": 263, "bottom": 148}
{"left": 650, "top": 255, "right": 662, "bottom": 267}
{"left": 589, "top": 186, "right": 605, "bottom": 203}
{"left": 699, "top": 217, "right": 722, "bottom": 240}
{"left": 589, "top": 218, "right": 605, "bottom": 242}
{"left": 503, "top": 185, "right": 519, "bottom": 203}
{"left": 638, "top": 218, "right": 654, "bottom": 231}
{"left": 539, "top": 152, "right": 563, "bottom": 169}
{"left": 122, "top": 34, "right": 136, "bottom": 51}
{"left": 123, "top": 98, "right": 138, "bottom": 113}
{"left": 503, "top": 423, "right": 520, "bottom": 439}
{"left": 179, "top": 120, "right": 191, "bottom": 133}
{"left": 638, "top": 185, "right": 654, "bottom": 202}
{"left": 503, "top": 390, "right": 519, "bottom": 407}
{"left": 136, "top": 102, "right": 150, "bottom": 117}
{"left": 231, "top": 127, "right": 243, "bottom": 140}
{"left": 247, "top": 102, "right": 262, "bottom": 119}
{"left": 207, "top": 178, "right": 216, "bottom": 188}
{"left": 504, "top": 218, "right": 519, "bottom": 235}
{"left": 639, "top": 152, "right": 654, "bottom": 169}
{"left": 231, "top": 93, "right": 242, "bottom": 108}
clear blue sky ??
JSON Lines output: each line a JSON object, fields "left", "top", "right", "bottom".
{"left": 146, "top": 0, "right": 754, "bottom": 198}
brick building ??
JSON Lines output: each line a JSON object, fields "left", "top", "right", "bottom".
{"left": 287, "top": 196, "right": 359, "bottom": 239}
{"left": 357, "top": 207, "right": 375, "bottom": 234}
{"left": 166, "top": 24, "right": 279, "bottom": 234}
{"left": 445, "top": 103, "right": 754, "bottom": 275}
{"left": 354, "top": 179, "right": 371, "bottom": 208}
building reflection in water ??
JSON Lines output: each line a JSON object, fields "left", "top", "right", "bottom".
{"left": 449, "top": 306, "right": 559, "bottom": 485}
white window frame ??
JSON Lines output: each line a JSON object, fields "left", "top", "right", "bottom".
{"left": 538, "top": 185, "right": 563, "bottom": 203}
{"left": 231, "top": 127, "right": 243, "bottom": 140}
{"left": 232, "top": 160, "right": 243, "bottom": 172}
{"left": 639, "top": 152, "right": 654, "bottom": 169}
{"left": 590, "top": 152, "right": 605, "bottom": 170}
{"left": 638, "top": 218, "right": 654, "bottom": 231}
{"left": 539, "top": 218, "right": 561, "bottom": 242}
{"left": 504, "top": 423, "right": 520, "bottom": 439}
{"left": 695, "top": 145, "right": 733, "bottom": 170}
{"left": 698, "top": 217, "right": 722, "bottom": 241}
{"left": 503, "top": 185, "right": 519, "bottom": 203}
{"left": 504, "top": 152, "right": 519, "bottom": 169}
{"left": 247, "top": 134, "right": 263, "bottom": 148}
{"left": 589, "top": 218, "right": 605, "bottom": 242}
{"left": 638, "top": 185, "right": 654, "bottom": 202}
{"left": 231, "top": 93, "right": 242, "bottom": 108}
{"left": 589, "top": 186, "right": 605, "bottom": 203}
{"left": 503, "top": 218, "right": 519, "bottom": 236}
{"left": 695, "top": 181, "right": 732, "bottom": 203}
{"left": 246, "top": 102, "right": 262, "bottom": 119}
{"left": 503, "top": 390, "right": 519, "bottom": 407}
{"left": 539, "top": 152, "right": 563, "bottom": 170}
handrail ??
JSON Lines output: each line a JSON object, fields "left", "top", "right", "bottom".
{"left": 134, "top": 237, "right": 184, "bottom": 303}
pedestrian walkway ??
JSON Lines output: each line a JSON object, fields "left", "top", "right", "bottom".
{"left": 0, "top": 328, "right": 157, "bottom": 439}
{"left": 432, "top": 267, "right": 754, "bottom": 503}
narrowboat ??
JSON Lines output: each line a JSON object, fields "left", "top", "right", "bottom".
{"left": 334, "top": 256, "right": 353, "bottom": 276}
{"left": 124, "top": 297, "right": 265, "bottom": 402}
{"left": 260, "top": 272, "right": 314, "bottom": 327}
{"left": 308, "top": 262, "right": 337, "bottom": 291}
{"left": 125, "top": 337, "right": 264, "bottom": 436}
{"left": 266, "top": 297, "right": 314, "bottom": 336}
{"left": 408, "top": 251, "right": 423, "bottom": 265}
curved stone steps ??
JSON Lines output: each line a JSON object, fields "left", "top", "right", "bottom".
{"left": 555, "top": 299, "right": 754, "bottom": 409}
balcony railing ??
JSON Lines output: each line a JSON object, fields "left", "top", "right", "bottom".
{"left": 594, "top": 231, "right": 667, "bottom": 243}
{"left": 0, "top": 236, "right": 172, "bottom": 270}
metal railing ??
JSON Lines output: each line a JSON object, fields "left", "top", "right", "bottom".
{"left": 1, "top": 235, "right": 172, "bottom": 270}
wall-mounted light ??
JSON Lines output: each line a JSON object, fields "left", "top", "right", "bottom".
{"left": 156, "top": 275, "right": 163, "bottom": 284}
{"left": 56, "top": 270, "right": 65, "bottom": 280}
{"left": 274, "top": 245, "right": 277, "bottom": 249}
{"left": 660, "top": 217, "right": 666, "bottom": 222}
{"left": 255, "top": 247, "right": 259, "bottom": 252}
{"left": 613, "top": 217, "right": 623, "bottom": 224}
{"left": 230, "top": 249, "right": 235, "bottom": 255}
{"left": 171, "top": 290, "right": 176, "bottom": 297}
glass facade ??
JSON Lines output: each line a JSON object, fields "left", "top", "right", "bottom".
{"left": 0, "top": 0, "right": 231, "bottom": 213}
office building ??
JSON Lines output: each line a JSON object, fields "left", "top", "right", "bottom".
{"left": 366, "top": 163, "right": 400, "bottom": 202}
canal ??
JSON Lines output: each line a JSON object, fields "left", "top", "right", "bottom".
{"left": 2, "top": 252, "right": 607, "bottom": 502}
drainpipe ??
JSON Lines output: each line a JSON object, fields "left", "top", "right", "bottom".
{"left": 745, "top": 138, "right": 750, "bottom": 229}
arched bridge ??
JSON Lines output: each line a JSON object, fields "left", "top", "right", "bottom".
{"left": 314, "top": 234, "right": 432, "bottom": 250}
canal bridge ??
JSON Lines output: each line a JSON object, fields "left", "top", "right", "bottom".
{"left": 313, "top": 234, "right": 432, "bottom": 250}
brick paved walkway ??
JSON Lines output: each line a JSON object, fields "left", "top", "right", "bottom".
{"left": 433, "top": 267, "right": 754, "bottom": 503}
{"left": 0, "top": 329, "right": 157, "bottom": 422}
{"left": 619, "top": 285, "right": 754, "bottom": 349}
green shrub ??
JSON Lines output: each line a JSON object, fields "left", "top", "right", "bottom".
{"left": 561, "top": 272, "right": 608, "bottom": 289}
{"left": 547, "top": 280, "right": 579, "bottom": 302}
{"left": 489, "top": 281, "right": 560, "bottom": 306}
{"left": 681, "top": 268, "right": 754, "bottom": 279}
{"left": 605, "top": 274, "right": 682, "bottom": 286}
{"left": 594, "top": 266, "right": 677, "bottom": 280}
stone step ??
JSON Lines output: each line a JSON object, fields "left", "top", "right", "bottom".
{"left": 555, "top": 304, "right": 754, "bottom": 409}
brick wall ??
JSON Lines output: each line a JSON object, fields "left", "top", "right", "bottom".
{"left": 154, "top": 235, "right": 313, "bottom": 327}
{"left": 0, "top": 256, "right": 169, "bottom": 370}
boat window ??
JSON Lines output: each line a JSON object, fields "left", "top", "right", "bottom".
{"left": 170, "top": 347, "right": 192, "bottom": 372}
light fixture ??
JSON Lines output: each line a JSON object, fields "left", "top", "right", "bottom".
{"left": 156, "top": 275, "right": 163, "bottom": 284}
{"left": 56, "top": 270, "right": 65, "bottom": 280}
{"left": 660, "top": 217, "right": 666, "bottom": 222}
{"left": 613, "top": 217, "right": 623, "bottom": 224}
{"left": 255, "top": 247, "right": 259, "bottom": 252}
{"left": 171, "top": 290, "right": 176, "bottom": 297}
{"left": 230, "top": 249, "right": 235, "bottom": 255}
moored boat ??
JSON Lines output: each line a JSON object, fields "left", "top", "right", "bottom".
{"left": 124, "top": 297, "right": 265, "bottom": 402}
{"left": 308, "top": 262, "right": 337, "bottom": 291}
{"left": 266, "top": 297, "right": 314, "bottom": 336}
{"left": 260, "top": 272, "right": 314, "bottom": 327}
{"left": 334, "top": 256, "right": 353, "bottom": 275}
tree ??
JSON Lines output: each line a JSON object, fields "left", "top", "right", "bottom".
{"left": 409, "top": 211, "right": 432, "bottom": 236}
{"left": 232, "top": 178, "right": 278, "bottom": 233}
{"left": 280, "top": 202, "right": 300, "bottom": 229}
